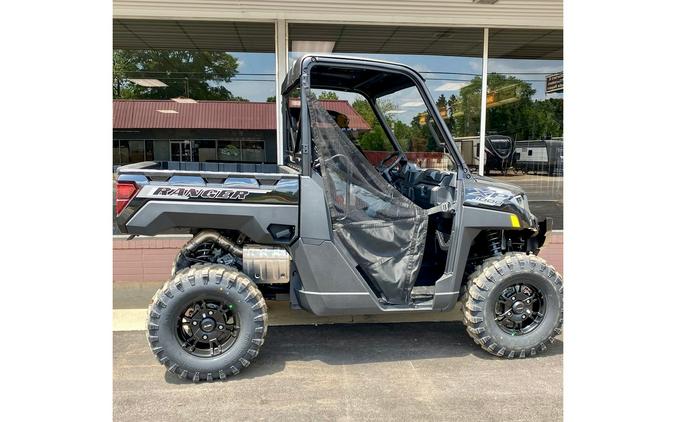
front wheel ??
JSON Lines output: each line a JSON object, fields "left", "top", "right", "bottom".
{"left": 462, "top": 253, "right": 563, "bottom": 358}
{"left": 147, "top": 264, "right": 268, "bottom": 381}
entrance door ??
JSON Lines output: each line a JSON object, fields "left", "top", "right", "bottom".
{"left": 170, "top": 141, "right": 192, "bottom": 162}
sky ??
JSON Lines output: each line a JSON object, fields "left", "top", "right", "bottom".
{"left": 223, "top": 53, "right": 276, "bottom": 102}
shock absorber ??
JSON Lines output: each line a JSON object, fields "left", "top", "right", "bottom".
{"left": 486, "top": 230, "right": 502, "bottom": 256}
{"left": 192, "top": 242, "right": 214, "bottom": 262}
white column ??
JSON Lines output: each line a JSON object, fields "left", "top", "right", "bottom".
{"left": 275, "top": 19, "right": 288, "bottom": 165}
{"left": 478, "top": 27, "right": 489, "bottom": 176}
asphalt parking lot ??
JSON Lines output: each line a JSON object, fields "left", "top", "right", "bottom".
{"left": 114, "top": 322, "right": 563, "bottom": 421}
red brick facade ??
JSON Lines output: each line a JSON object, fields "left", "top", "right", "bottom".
{"left": 537, "top": 232, "right": 564, "bottom": 275}
{"left": 113, "top": 233, "right": 563, "bottom": 283}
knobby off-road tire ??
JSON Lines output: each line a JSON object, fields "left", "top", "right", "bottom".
{"left": 147, "top": 264, "right": 268, "bottom": 382}
{"left": 462, "top": 252, "right": 563, "bottom": 358}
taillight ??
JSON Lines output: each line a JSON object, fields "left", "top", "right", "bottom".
{"left": 116, "top": 181, "right": 139, "bottom": 215}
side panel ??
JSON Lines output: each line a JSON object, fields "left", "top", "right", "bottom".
{"left": 432, "top": 205, "right": 527, "bottom": 311}
{"left": 117, "top": 170, "right": 300, "bottom": 243}
{"left": 290, "top": 238, "right": 382, "bottom": 316}
{"left": 299, "top": 175, "right": 332, "bottom": 240}
{"left": 126, "top": 201, "right": 298, "bottom": 243}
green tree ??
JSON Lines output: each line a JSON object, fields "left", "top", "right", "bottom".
{"left": 318, "top": 91, "right": 339, "bottom": 100}
{"left": 266, "top": 95, "right": 276, "bottom": 102}
{"left": 350, "top": 98, "right": 397, "bottom": 151}
{"left": 350, "top": 98, "right": 396, "bottom": 127}
{"left": 359, "top": 125, "right": 390, "bottom": 151}
{"left": 436, "top": 94, "right": 448, "bottom": 113}
{"left": 446, "top": 94, "right": 459, "bottom": 133}
{"left": 392, "top": 120, "right": 412, "bottom": 151}
{"left": 455, "top": 73, "right": 562, "bottom": 140}
{"left": 351, "top": 99, "right": 376, "bottom": 127}
{"left": 113, "top": 49, "right": 241, "bottom": 100}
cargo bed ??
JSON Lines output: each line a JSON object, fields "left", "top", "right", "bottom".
{"left": 115, "top": 161, "right": 300, "bottom": 240}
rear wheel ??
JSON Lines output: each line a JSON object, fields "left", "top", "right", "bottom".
{"left": 462, "top": 253, "right": 563, "bottom": 358}
{"left": 147, "top": 264, "right": 268, "bottom": 381}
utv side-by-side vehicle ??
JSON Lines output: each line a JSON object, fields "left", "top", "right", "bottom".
{"left": 115, "top": 55, "right": 563, "bottom": 382}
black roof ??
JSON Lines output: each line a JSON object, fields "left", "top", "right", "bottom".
{"left": 282, "top": 55, "right": 425, "bottom": 98}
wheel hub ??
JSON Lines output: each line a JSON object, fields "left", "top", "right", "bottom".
{"left": 200, "top": 318, "right": 216, "bottom": 332}
{"left": 512, "top": 301, "right": 526, "bottom": 314}
{"left": 176, "top": 298, "right": 240, "bottom": 358}
{"left": 494, "top": 282, "right": 546, "bottom": 336}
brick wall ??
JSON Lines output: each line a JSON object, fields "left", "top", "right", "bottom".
{"left": 113, "top": 232, "right": 563, "bottom": 283}
{"left": 113, "top": 237, "right": 188, "bottom": 282}
{"left": 537, "top": 232, "right": 563, "bottom": 275}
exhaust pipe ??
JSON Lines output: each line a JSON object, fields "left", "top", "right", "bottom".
{"left": 184, "top": 230, "right": 243, "bottom": 258}
{"left": 182, "top": 230, "right": 291, "bottom": 284}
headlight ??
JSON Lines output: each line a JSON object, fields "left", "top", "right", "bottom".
{"left": 510, "top": 194, "right": 531, "bottom": 214}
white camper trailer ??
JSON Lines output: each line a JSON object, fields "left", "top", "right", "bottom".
{"left": 513, "top": 139, "right": 563, "bottom": 176}
{"left": 453, "top": 135, "right": 514, "bottom": 175}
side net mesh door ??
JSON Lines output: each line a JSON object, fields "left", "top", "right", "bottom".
{"left": 309, "top": 100, "right": 428, "bottom": 305}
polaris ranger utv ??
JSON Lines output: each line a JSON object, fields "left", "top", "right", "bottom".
{"left": 115, "top": 55, "right": 563, "bottom": 382}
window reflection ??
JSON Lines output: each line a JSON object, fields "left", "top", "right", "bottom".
{"left": 113, "top": 20, "right": 277, "bottom": 169}
{"left": 487, "top": 29, "right": 563, "bottom": 228}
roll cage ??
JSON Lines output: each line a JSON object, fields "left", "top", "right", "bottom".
{"left": 281, "top": 54, "right": 470, "bottom": 177}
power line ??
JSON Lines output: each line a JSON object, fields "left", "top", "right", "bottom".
{"left": 123, "top": 77, "right": 274, "bottom": 82}
{"left": 420, "top": 70, "right": 559, "bottom": 76}
{"left": 124, "top": 71, "right": 275, "bottom": 76}
{"left": 425, "top": 77, "right": 548, "bottom": 83}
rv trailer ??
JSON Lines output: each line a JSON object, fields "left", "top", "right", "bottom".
{"left": 513, "top": 139, "right": 563, "bottom": 176}
{"left": 453, "top": 135, "right": 514, "bottom": 175}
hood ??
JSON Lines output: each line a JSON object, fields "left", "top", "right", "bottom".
{"left": 462, "top": 174, "right": 537, "bottom": 229}
{"left": 465, "top": 175, "right": 525, "bottom": 203}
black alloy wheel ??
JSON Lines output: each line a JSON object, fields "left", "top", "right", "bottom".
{"left": 147, "top": 264, "right": 268, "bottom": 382}
{"left": 494, "top": 283, "right": 546, "bottom": 336}
{"left": 462, "top": 253, "right": 563, "bottom": 358}
{"left": 176, "top": 298, "right": 240, "bottom": 358}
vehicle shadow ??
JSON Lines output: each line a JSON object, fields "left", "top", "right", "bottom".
{"left": 164, "top": 321, "right": 563, "bottom": 384}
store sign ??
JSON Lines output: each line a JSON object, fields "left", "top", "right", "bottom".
{"left": 546, "top": 72, "right": 563, "bottom": 94}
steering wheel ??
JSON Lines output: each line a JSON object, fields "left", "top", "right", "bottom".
{"left": 376, "top": 152, "right": 405, "bottom": 183}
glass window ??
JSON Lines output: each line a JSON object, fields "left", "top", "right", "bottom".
{"left": 170, "top": 140, "right": 192, "bottom": 162}
{"left": 153, "top": 140, "right": 169, "bottom": 161}
{"left": 217, "top": 141, "right": 241, "bottom": 162}
{"left": 307, "top": 89, "right": 394, "bottom": 159}
{"left": 128, "top": 140, "right": 145, "bottom": 163}
{"left": 283, "top": 86, "right": 303, "bottom": 170}
{"left": 487, "top": 29, "right": 563, "bottom": 228}
{"left": 118, "top": 140, "right": 130, "bottom": 165}
{"left": 113, "top": 20, "right": 277, "bottom": 166}
{"left": 241, "top": 140, "right": 265, "bottom": 162}
{"left": 144, "top": 140, "right": 154, "bottom": 161}
{"left": 378, "top": 87, "right": 456, "bottom": 172}
{"left": 113, "top": 140, "right": 120, "bottom": 165}
{"left": 289, "top": 23, "right": 483, "bottom": 141}
{"left": 308, "top": 80, "right": 457, "bottom": 173}
{"left": 194, "top": 140, "right": 217, "bottom": 161}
